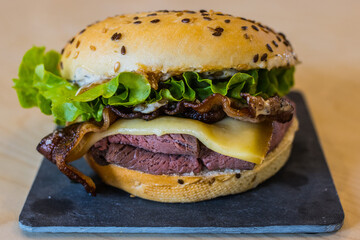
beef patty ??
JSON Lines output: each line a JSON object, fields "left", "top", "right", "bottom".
{"left": 88, "top": 120, "right": 293, "bottom": 175}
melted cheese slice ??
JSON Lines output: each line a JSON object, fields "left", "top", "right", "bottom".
{"left": 70, "top": 117, "right": 273, "bottom": 164}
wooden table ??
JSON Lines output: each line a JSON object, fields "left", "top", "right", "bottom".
{"left": 1, "top": 0, "right": 359, "bottom": 239}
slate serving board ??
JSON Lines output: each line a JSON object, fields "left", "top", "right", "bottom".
{"left": 19, "top": 92, "right": 344, "bottom": 234}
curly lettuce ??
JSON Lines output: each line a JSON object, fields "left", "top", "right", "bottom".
{"left": 13, "top": 46, "right": 294, "bottom": 125}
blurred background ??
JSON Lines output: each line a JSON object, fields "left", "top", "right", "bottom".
{"left": 0, "top": 0, "right": 359, "bottom": 239}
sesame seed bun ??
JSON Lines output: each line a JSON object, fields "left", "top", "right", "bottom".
{"left": 85, "top": 117, "right": 298, "bottom": 203}
{"left": 60, "top": 10, "right": 298, "bottom": 87}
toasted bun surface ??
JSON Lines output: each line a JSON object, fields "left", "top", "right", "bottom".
{"left": 85, "top": 117, "right": 298, "bottom": 203}
{"left": 60, "top": 10, "right": 298, "bottom": 86}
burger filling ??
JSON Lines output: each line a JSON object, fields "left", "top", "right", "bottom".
{"left": 14, "top": 47, "right": 296, "bottom": 195}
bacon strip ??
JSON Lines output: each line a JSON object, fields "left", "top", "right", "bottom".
{"left": 37, "top": 108, "right": 118, "bottom": 195}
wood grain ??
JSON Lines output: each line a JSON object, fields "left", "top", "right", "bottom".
{"left": 0, "top": 0, "right": 359, "bottom": 239}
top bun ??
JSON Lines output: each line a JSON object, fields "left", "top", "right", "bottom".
{"left": 60, "top": 10, "right": 298, "bottom": 87}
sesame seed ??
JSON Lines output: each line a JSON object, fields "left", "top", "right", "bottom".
{"left": 114, "top": 62, "right": 120, "bottom": 72}
{"left": 243, "top": 33, "right": 250, "bottom": 39}
{"left": 212, "top": 31, "right": 222, "bottom": 36}
{"left": 60, "top": 61, "right": 63, "bottom": 69}
{"left": 215, "top": 27, "right": 224, "bottom": 33}
{"left": 73, "top": 51, "right": 79, "bottom": 59}
{"left": 111, "top": 32, "right": 122, "bottom": 41}
{"left": 272, "top": 40, "right": 278, "bottom": 47}
{"left": 278, "top": 32, "right": 286, "bottom": 38}
{"left": 177, "top": 179, "right": 184, "bottom": 184}
{"left": 133, "top": 20, "right": 142, "bottom": 24}
{"left": 201, "top": 13, "right": 209, "bottom": 16}
{"left": 224, "top": 19, "right": 231, "bottom": 23}
{"left": 253, "top": 54, "right": 259, "bottom": 63}
{"left": 203, "top": 17, "right": 212, "bottom": 21}
{"left": 158, "top": 10, "right": 169, "bottom": 13}
{"left": 240, "top": 17, "right": 247, "bottom": 20}
{"left": 241, "top": 26, "right": 248, "bottom": 30}
{"left": 90, "top": 45, "right": 96, "bottom": 51}
{"left": 76, "top": 40, "right": 80, "bottom": 48}
{"left": 261, "top": 53, "right": 268, "bottom": 61}
{"left": 216, "top": 13, "right": 224, "bottom": 16}
{"left": 65, "top": 51, "right": 71, "bottom": 58}
{"left": 150, "top": 19, "right": 160, "bottom": 23}
{"left": 251, "top": 25, "right": 259, "bottom": 31}
{"left": 199, "top": 9, "right": 207, "bottom": 13}
{"left": 266, "top": 44, "right": 273, "bottom": 52}
{"left": 147, "top": 13, "right": 157, "bottom": 16}
{"left": 69, "top": 37, "right": 75, "bottom": 44}
{"left": 283, "top": 40, "right": 289, "bottom": 46}
{"left": 248, "top": 19, "right": 256, "bottom": 23}
{"left": 61, "top": 48, "right": 64, "bottom": 54}
{"left": 121, "top": 46, "right": 126, "bottom": 55}
{"left": 102, "top": 28, "right": 108, "bottom": 33}
{"left": 185, "top": 10, "right": 196, "bottom": 14}
{"left": 235, "top": 173, "right": 241, "bottom": 178}
{"left": 276, "top": 36, "right": 282, "bottom": 42}
{"left": 133, "top": 16, "right": 139, "bottom": 20}
{"left": 181, "top": 18, "right": 190, "bottom": 23}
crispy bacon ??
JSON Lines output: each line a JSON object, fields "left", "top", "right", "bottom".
{"left": 37, "top": 108, "right": 118, "bottom": 195}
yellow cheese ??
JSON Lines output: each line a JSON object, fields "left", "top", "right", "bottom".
{"left": 69, "top": 116, "right": 273, "bottom": 164}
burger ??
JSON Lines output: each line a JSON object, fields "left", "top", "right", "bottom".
{"left": 13, "top": 10, "right": 299, "bottom": 202}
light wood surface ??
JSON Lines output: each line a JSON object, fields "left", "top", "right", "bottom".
{"left": 1, "top": 0, "right": 359, "bottom": 239}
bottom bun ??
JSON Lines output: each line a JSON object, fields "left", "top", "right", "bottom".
{"left": 86, "top": 117, "right": 298, "bottom": 203}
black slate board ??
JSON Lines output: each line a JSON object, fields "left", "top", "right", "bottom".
{"left": 19, "top": 92, "right": 344, "bottom": 234}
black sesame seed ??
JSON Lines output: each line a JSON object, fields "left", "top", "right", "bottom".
{"left": 261, "top": 53, "right": 268, "bottom": 61}
{"left": 61, "top": 48, "right": 64, "bottom": 54}
{"left": 121, "top": 46, "right": 126, "bottom": 55}
{"left": 248, "top": 19, "right": 256, "bottom": 23}
{"left": 276, "top": 36, "right": 282, "bottom": 42}
{"left": 203, "top": 17, "right": 212, "bottom": 21}
{"left": 216, "top": 13, "right": 224, "bottom": 16}
{"left": 241, "top": 26, "right": 248, "bottom": 30}
{"left": 215, "top": 27, "right": 224, "bottom": 33}
{"left": 253, "top": 54, "right": 259, "bottom": 63}
{"left": 79, "top": 29, "right": 86, "bottom": 34}
{"left": 199, "top": 9, "right": 207, "bottom": 13}
{"left": 272, "top": 40, "right": 278, "bottom": 47}
{"left": 158, "top": 10, "right": 169, "bottom": 13}
{"left": 181, "top": 18, "right": 190, "bottom": 23}
{"left": 283, "top": 40, "right": 289, "bottom": 46}
{"left": 278, "top": 32, "right": 286, "bottom": 39}
{"left": 69, "top": 37, "right": 75, "bottom": 44}
{"left": 202, "top": 13, "right": 209, "bottom": 16}
{"left": 224, "top": 19, "right": 231, "bottom": 23}
{"left": 133, "top": 20, "right": 142, "bottom": 24}
{"left": 251, "top": 25, "right": 259, "bottom": 31}
{"left": 150, "top": 19, "right": 160, "bottom": 23}
{"left": 240, "top": 17, "right": 247, "bottom": 20}
{"left": 178, "top": 179, "right": 184, "bottom": 184}
{"left": 147, "top": 13, "right": 157, "bottom": 16}
{"left": 60, "top": 61, "right": 63, "bottom": 69}
{"left": 266, "top": 43, "right": 273, "bottom": 52}
{"left": 133, "top": 16, "right": 139, "bottom": 20}
{"left": 185, "top": 10, "right": 196, "bottom": 14}
{"left": 243, "top": 33, "right": 250, "bottom": 39}
{"left": 258, "top": 23, "right": 264, "bottom": 28}
{"left": 111, "top": 32, "right": 122, "bottom": 41}
{"left": 235, "top": 173, "right": 241, "bottom": 179}
{"left": 212, "top": 31, "right": 222, "bottom": 36}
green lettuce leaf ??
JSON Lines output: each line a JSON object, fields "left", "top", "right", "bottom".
{"left": 13, "top": 46, "right": 295, "bottom": 125}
